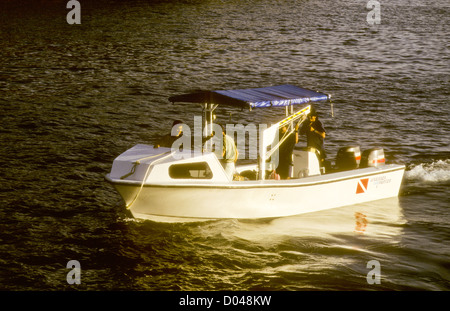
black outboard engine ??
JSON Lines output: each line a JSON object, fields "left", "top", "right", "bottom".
{"left": 335, "top": 146, "right": 361, "bottom": 171}
{"left": 360, "top": 148, "right": 385, "bottom": 168}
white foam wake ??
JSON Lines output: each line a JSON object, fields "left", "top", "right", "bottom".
{"left": 405, "top": 159, "right": 450, "bottom": 183}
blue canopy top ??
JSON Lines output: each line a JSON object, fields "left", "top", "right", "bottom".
{"left": 168, "top": 84, "right": 330, "bottom": 109}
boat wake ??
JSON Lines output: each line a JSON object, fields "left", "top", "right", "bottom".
{"left": 405, "top": 159, "right": 450, "bottom": 183}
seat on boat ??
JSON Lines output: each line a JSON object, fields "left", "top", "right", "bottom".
{"left": 292, "top": 147, "right": 321, "bottom": 177}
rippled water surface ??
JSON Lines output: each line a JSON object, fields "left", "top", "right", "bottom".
{"left": 0, "top": 0, "right": 449, "bottom": 291}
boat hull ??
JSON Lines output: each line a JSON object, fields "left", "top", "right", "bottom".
{"left": 106, "top": 164, "right": 405, "bottom": 222}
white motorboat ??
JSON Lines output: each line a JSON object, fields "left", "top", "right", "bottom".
{"left": 105, "top": 85, "right": 405, "bottom": 222}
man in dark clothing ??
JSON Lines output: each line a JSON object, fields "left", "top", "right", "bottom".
{"left": 300, "top": 111, "right": 326, "bottom": 164}
{"left": 154, "top": 120, "right": 184, "bottom": 149}
{"left": 276, "top": 124, "right": 299, "bottom": 179}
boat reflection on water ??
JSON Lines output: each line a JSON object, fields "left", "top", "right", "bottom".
{"left": 217, "top": 197, "right": 405, "bottom": 245}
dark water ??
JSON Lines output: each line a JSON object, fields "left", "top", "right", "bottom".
{"left": 0, "top": 0, "right": 449, "bottom": 291}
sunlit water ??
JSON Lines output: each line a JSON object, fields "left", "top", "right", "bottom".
{"left": 0, "top": 0, "right": 449, "bottom": 290}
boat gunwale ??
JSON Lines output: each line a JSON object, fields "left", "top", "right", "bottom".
{"left": 105, "top": 164, "right": 405, "bottom": 189}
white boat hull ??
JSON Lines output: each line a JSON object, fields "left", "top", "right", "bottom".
{"left": 106, "top": 164, "right": 405, "bottom": 222}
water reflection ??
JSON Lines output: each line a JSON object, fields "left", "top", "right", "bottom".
{"left": 172, "top": 198, "right": 407, "bottom": 290}
{"left": 220, "top": 197, "right": 405, "bottom": 243}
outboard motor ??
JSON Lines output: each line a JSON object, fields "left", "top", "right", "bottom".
{"left": 361, "top": 148, "right": 385, "bottom": 168}
{"left": 335, "top": 146, "right": 361, "bottom": 171}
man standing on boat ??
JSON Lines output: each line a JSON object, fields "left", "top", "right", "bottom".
{"left": 276, "top": 124, "right": 299, "bottom": 179}
{"left": 222, "top": 126, "right": 239, "bottom": 180}
{"left": 210, "top": 123, "right": 238, "bottom": 180}
{"left": 300, "top": 110, "right": 327, "bottom": 164}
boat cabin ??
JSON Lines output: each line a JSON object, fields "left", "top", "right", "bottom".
{"left": 109, "top": 142, "right": 325, "bottom": 185}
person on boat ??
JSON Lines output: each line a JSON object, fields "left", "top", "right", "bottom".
{"left": 213, "top": 123, "right": 238, "bottom": 180}
{"left": 300, "top": 110, "right": 326, "bottom": 164}
{"left": 154, "top": 120, "right": 184, "bottom": 149}
{"left": 276, "top": 123, "right": 299, "bottom": 179}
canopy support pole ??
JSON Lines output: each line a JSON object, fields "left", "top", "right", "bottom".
{"left": 329, "top": 95, "right": 334, "bottom": 117}
{"left": 202, "top": 102, "right": 218, "bottom": 152}
{"left": 258, "top": 105, "right": 311, "bottom": 180}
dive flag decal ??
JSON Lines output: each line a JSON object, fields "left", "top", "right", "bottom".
{"left": 356, "top": 178, "right": 369, "bottom": 194}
